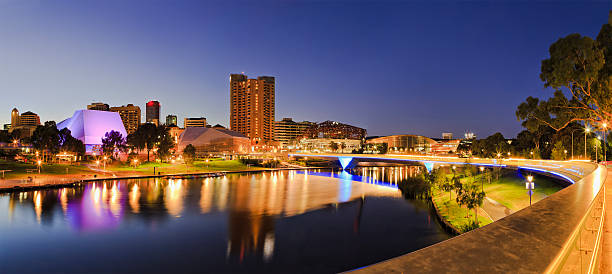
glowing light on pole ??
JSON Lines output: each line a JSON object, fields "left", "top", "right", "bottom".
{"left": 479, "top": 166, "right": 485, "bottom": 192}
{"left": 597, "top": 136, "right": 601, "bottom": 162}
{"left": 526, "top": 175, "right": 534, "bottom": 206}
{"left": 585, "top": 126, "right": 591, "bottom": 159}
{"left": 604, "top": 123, "right": 607, "bottom": 162}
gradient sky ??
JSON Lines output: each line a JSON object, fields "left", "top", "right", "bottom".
{"left": 0, "top": 0, "right": 609, "bottom": 138}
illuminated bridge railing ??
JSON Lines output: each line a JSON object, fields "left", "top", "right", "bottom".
{"left": 548, "top": 168, "right": 606, "bottom": 273}
{"left": 288, "top": 153, "right": 607, "bottom": 273}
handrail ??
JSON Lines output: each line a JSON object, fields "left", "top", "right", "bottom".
{"left": 546, "top": 166, "right": 606, "bottom": 273}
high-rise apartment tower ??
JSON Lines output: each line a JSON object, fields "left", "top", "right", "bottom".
{"left": 229, "top": 74, "right": 275, "bottom": 143}
{"left": 146, "top": 100, "right": 160, "bottom": 126}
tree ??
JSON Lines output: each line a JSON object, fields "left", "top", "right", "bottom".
{"left": 101, "top": 130, "right": 127, "bottom": 159}
{"left": 128, "top": 123, "right": 157, "bottom": 162}
{"left": 340, "top": 142, "right": 346, "bottom": 153}
{"left": 329, "top": 141, "right": 338, "bottom": 152}
{"left": 461, "top": 183, "right": 486, "bottom": 224}
{"left": 550, "top": 141, "right": 567, "bottom": 160}
{"left": 378, "top": 143, "right": 388, "bottom": 154}
{"left": 472, "top": 132, "right": 510, "bottom": 158}
{"left": 156, "top": 126, "right": 175, "bottom": 162}
{"left": 59, "top": 128, "right": 85, "bottom": 157}
{"left": 183, "top": 144, "right": 196, "bottom": 165}
{"left": 31, "top": 121, "right": 60, "bottom": 162}
{"left": 0, "top": 130, "right": 10, "bottom": 143}
{"left": 517, "top": 14, "right": 612, "bottom": 132}
{"left": 439, "top": 172, "right": 454, "bottom": 201}
{"left": 456, "top": 139, "right": 473, "bottom": 156}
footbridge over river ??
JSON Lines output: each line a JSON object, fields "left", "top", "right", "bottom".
{"left": 289, "top": 153, "right": 607, "bottom": 273}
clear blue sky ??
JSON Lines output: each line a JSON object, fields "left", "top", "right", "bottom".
{"left": 0, "top": 0, "right": 609, "bottom": 138}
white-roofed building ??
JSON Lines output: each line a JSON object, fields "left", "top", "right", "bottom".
{"left": 57, "top": 109, "right": 128, "bottom": 154}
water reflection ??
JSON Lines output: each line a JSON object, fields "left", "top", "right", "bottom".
{"left": 0, "top": 167, "right": 448, "bottom": 273}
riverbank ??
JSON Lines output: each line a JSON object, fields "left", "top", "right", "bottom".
{"left": 0, "top": 165, "right": 320, "bottom": 193}
{"left": 431, "top": 189, "right": 493, "bottom": 233}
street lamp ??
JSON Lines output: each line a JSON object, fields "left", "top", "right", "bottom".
{"left": 37, "top": 160, "right": 42, "bottom": 174}
{"left": 603, "top": 123, "right": 607, "bottom": 162}
{"left": 596, "top": 136, "right": 601, "bottom": 162}
{"left": 526, "top": 175, "right": 534, "bottom": 206}
{"left": 479, "top": 166, "right": 485, "bottom": 192}
{"left": 585, "top": 126, "right": 591, "bottom": 159}
{"left": 103, "top": 156, "right": 107, "bottom": 170}
{"left": 570, "top": 128, "right": 583, "bottom": 160}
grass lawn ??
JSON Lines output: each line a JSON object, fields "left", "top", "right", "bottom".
{"left": 0, "top": 158, "right": 264, "bottom": 180}
{"left": 432, "top": 168, "right": 565, "bottom": 232}
{"left": 480, "top": 171, "right": 563, "bottom": 211}
{"left": 0, "top": 159, "right": 95, "bottom": 179}
{"left": 431, "top": 189, "right": 493, "bottom": 233}
{"left": 107, "top": 159, "right": 261, "bottom": 174}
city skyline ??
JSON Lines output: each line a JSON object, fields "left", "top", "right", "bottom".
{"left": 0, "top": 1, "right": 609, "bottom": 138}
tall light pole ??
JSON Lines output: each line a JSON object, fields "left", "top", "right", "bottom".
{"left": 604, "top": 123, "right": 607, "bottom": 162}
{"left": 526, "top": 175, "right": 534, "bottom": 206}
{"left": 479, "top": 166, "right": 485, "bottom": 192}
{"left": 585, "top": 126, "right": 591, "bottom": 159}
{"left": 571, "top": 128, "right": 582, "bottom": 160}
{"left": 597, "top": 136, "right": 601, "bottom": 162}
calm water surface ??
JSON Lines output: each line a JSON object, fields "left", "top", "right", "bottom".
{"left": 0, "top": 167, "right": 450, "bottom": 273}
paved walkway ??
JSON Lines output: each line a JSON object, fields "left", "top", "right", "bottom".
{"left": 600, "top": 167, "right": 612, "bottom": 272}
{"left": 482, "top": 197, "right": 513, "bottom": 221}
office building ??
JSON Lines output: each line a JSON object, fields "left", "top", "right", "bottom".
{"left": 3, "top": 124, "right": 10, "bottom": 131}
{"left": 295, "top": 138, "right": 362, "bottom": 153}
{"left": 367, "top": 135, "right": 438, "bottom": 154}
{"left": 146, "top": 100, "right": 160, "bottom": 126}
{"left": 184, "top": 117, "right": 207, "bottom": 128}
{"left": 87, "top": 102, "right": 110, "bottom": 111}
{"left": 302, "top": 120, "right": 366, "bottom": 140}
{"left": 274, "top": 118, "right": 315, "bottom": 147}
{"left": 442, "top": 132, "right": 453, "bottom": 140}
{"left": 166, "top": 115, "right": 178, "bottom": 126}
{"left": 110, "top": 104, "right": 141, "bottom": 135}
{"left": 19, "top": 111, "right": 40, "bottom": 126}
{"left": 8, "top": 108, "right": 41, "bottom": 138}
{"left": 230, "top": 74, "right": 275, "bottom": 143}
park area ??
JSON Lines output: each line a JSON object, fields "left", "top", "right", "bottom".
{"left": 431, "top": 168, "right": 565, "bottom": 233}
{"left": 0, "top": 158, "right": 262, "bottom": 187}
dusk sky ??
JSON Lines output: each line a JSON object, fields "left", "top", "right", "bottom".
{"left": 0, "top": 0, "right": 609, "bottom": 138}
